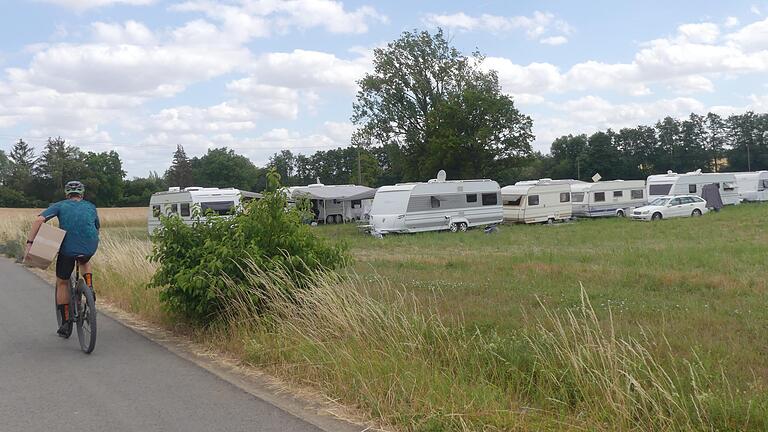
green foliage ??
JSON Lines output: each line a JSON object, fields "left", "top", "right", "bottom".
{"left": 191, "top": 147, "right": 263, "bottom": 191}
{"left": 165, "top": 144, "right": 193, "bottom": 188}
{"left": 352, "top": 28, "right": 534, "bottom": 181}
{"left": 148, "top": 172, "right": 349, "bottom": 323}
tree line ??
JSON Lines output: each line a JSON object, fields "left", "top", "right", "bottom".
{"left": 1, "top": 29, "right": 766, "bottom": 207}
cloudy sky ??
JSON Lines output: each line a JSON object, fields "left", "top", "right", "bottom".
{"left": 2, "top": 0, "right": 768, "bottom": 177}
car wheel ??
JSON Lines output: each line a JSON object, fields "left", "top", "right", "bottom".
{"left": 458, "top": 222, "right": 468, "bottom": 232}
{"left": 449, "top": 222, "right": 458, "bottom": 233}
{"left": 616, "top": 209, "right": 625, "bottom": 218}
{"left": 691, "top": 209, "right": 702, "bottom": 217}
{"left": 651, "top": 212, "right": 663, "bottom": 221}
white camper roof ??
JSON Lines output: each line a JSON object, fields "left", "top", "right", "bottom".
{"left": 502, "top": 179, "right": 571, "bottom": 195}
{"left": 515, "top": 178, "right": 585, "bottom": 186}
{"left": 733, "top": 170, "right": 768, "bottom": 181}
{"left": 571, "top": 179, "right": 646, "bottom": 193}
{"left": 647, "top": 170, "right": 736, "bottom": 183}
{"left": 290, "top": 182, "right": 376, "bottom": 201}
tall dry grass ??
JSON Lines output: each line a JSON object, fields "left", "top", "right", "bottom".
{"left": 0, "top": 207, "right": 147, "bottom": 228}
{"left": 215, "top": 260, "right": 741, "bottom": 431}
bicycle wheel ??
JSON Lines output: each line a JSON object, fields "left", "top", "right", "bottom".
{"left": 55, "top": 280, "right": 73, "bottom": 339}
{"left": 75, "top": 280, "right": 97, "bottom": 354}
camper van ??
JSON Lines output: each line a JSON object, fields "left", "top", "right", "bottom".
{"left": 288, "top": 180, "right": 376, "bottom": 224}
{"left": 501, "top": 179, "right": 572, "bottom": 224}
{"left": 733, "top": 171, "right": 768, "bottom": 202}
{"left": 368, "top": 171, "right": 503, "bottom": 234}
{"left": 148, "top": 187, "right": 262, "bottom": 234}
{"left": 571, "top": 180, "right": 647, "bottom": 218}
{"left": 646, "top": 170, "right": 740, "bottom": 205}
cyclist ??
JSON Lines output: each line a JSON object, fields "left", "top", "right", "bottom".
{"left": 24, "top": 180, "right": 100, "bottom": 336}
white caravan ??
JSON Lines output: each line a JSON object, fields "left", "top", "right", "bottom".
{"left": 148, "top": 187, "right": 262, "bottom": 234}
{"left": 733, "top": 171, "right": 768, "bottom": 202}
{"left": 646, "top": 170, "right": 740, "bottom": 205}
{"left": 288, "top": 180, "right": 376, "bottom": 224}
{"left": 368, "top": 171, "right": 503, "bottom": 234}
{"left": 571, "top": 180, "right": 647, "bottom": 218}
{"left": 501, "top": 179, "right": 572, "bottom": 224}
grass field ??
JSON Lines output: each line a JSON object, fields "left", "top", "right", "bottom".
{"left": 2, "top": 204, "right": 767, "bottom": 430}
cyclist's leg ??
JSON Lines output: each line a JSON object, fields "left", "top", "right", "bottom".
{"left": 78, "top": 256, "right": 95, "bottom": 301}
{"left": 54, "top": 255, "right": 76, "bottom": 334}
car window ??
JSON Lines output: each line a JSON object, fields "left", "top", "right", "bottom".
{"left": 669, "top": 198, "right": 682, "bottom": 206}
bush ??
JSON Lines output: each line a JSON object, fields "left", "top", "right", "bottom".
{"left": 149, "top": 171, "right": 348, "bottom": 324}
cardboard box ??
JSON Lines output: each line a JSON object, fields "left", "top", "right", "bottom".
{"left": 24, "top": 223, "right": 66, "bottom": 269}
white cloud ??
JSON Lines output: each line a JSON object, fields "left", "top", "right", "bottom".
{"left": 173, "top": 0, "right": 386, "bottom": 38}
{"left": 726, "top": 17, "right": 768, "bottom": 51}
{"left": 37, "top": 0, "right": 154, "bottom": 10}
{"left": 91, "top": 21, "right": 156, "bottom": 45}
{"left": 540, "top": 36, "right": 568, "bottom": 46}
{"left": 423, "top": 11, "right": 572, "bottom": 42}
{"left": 246, "top": 49, "right": 372, "bottom": 91}
{"left": 725, "top": 16, "right": 741, "bottom": 28}
{"left": 676, "top": 22, "right": 720, "bottom": 44}
{"left": 667, "top": 75, "right": 715, "bottom": 94}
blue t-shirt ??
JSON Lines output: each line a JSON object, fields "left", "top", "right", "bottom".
{"left": 40, "top": 199, "right": 100, "bottom": 257}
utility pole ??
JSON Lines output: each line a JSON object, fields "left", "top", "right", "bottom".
{"left": 357, "top": 146, "right": 362, "bottom": 185}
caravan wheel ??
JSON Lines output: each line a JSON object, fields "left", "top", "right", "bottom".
{"left": 449, "top": 222, "right": 458, "bottom": 233}
{"left": 326, "top": 216, "right": 335, "bottom": 224}
{"left": 458, "top": 222, "right": 468, "bottom": 232}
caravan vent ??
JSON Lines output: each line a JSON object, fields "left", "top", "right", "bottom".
{"left": 168, "top": 187, "right": 181, "bottom": 192}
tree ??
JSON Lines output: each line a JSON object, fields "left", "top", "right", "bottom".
{"left": 581, "top": 131, "right": 623, "bottom": 180}
{"left": 82, "top": 151, "right": 126, "bottom": 206}
{"left": 550, "top": 134, "right": 588, "bottom": 180}
{"left": 8, "top": 139, "right": 36, "bottom": 194}
{"left": 352, "top": 28, "right": 533, "bottom": 180}
{"left": 0, "top": 150, "right": 9, "bottom": 186}
{"left": 165, "top": 144, "right": 193, "bottom": 188}
{"left": 268, "top": 150, "right": 297, "bottom": 185}
{"left": 678, "top": 113, "right": 710, "bottom": 172}
{"left": 705, "top": 113, "right": 728, "bottom": 171}
{"left": 121, "top": 172, "right": 167, "bottom": 206}
{"left": 35, "top": 137, "right": 87, "bottom": 202}
{"left": 191, "top": 147, "right": 261, "bottom": 191}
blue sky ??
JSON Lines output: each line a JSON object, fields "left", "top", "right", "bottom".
{"left": 2, "top": 0, "right": 768, "bottom": 177}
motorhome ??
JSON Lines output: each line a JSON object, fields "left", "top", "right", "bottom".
{"left": 571, "top": 180, "right": 647, "bottom": 218}
{"left": 646, "top": 170, "right": 740, "bottom": 205}
{"left": 148, "top": 187, "right": 262, "bottom": 234}
{"left": 733, "top": 171, "right": 768, "bottom": 202}
{"left": 288, "top": 180, "right": 376, "bottom": 224}
{"left": 501, "top": 179, "right": 572, "bottom": 224}
{"left": 368, "top": 170, "right": 503, "bottom": 234}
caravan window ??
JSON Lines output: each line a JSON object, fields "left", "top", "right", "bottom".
{"left": 560, "top": 192, "right": 570, "bottom": 203}
{"left": 504, "top": 195, "right": 523, "bottom": 206}
{"left": 613, "top": 191, "right": 623, "bottom": 198}
{"left": 180, "top": 203, "right": 190, "bottom": 217}
{"left": 430, "top": 196, "right": 441, "bottom": 208}
{"left": 351, "top": 199, "right": 362, "bottom": 208}
{"left": 201, "top": 201, "right": 235, "bottom": 215}
{"left": 481, "top": 193, "right": 498, "bottom": 206}
{"left": 688, "top": 184, "right": 697, "bottom": 193}
{"left": 166, "top": 203, "right": 178, "bottom": 215}
{"left": 152, "top": 205, "right": 161, "bottom": 217}
{"left": 594, "top": 192, "right": 606, "bottom": 202}
{"left": 466, "top": 194, "right": 478, "bottom": 203}
{"left": 759, "top": 179, "right": 768, "bottom": 191}
{"left": 528, "top": 195, "right": 540, "bottom": 206}
{"left": 723, "top": 182, "right": 735, "bottom": 191}
{"left": 649, "top": 184, "right": 672, "bottom": 195}
{"left": 631, "top": 189, "right": 644, "bottom": 199}
{"left": 571, "top": 192, "right": 584, "bottom": 202}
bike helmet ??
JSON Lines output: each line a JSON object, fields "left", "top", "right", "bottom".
{"left": 64, "top": 180, "right": 85, "bottom": 196}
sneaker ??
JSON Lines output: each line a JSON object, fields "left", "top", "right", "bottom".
{"left": 57, "top": 321, "right": 72, "bottom": 338}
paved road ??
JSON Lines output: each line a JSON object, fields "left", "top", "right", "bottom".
{"left": 0, "top": 258, "right": 328, "bottom": 432}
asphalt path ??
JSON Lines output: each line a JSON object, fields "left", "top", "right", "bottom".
{"left": 0, "top": 257, "right": 330, "bottom": 432}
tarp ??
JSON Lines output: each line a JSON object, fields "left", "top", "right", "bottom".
{"left": 291, "top": 185, "right": 376, "bottom": 201}
{"left": 701, "top": 183, "right": 724, "bottom": 210}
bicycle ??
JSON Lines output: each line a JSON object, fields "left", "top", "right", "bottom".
{"left": 55, "top": 258, "right": 97, "bottom": 354}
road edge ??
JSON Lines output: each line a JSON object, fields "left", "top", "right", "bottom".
{"left": 11, "top": 258, "right": 372, "bottom": 432}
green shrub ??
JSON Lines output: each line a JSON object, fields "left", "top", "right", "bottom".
{"left": 149, "top": 171, "right": 348, "bottom": 324}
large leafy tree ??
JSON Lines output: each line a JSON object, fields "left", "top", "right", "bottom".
{"left": 165, "top": 144, "right": 194, "bottom": 188}
{"left": 191, "top": 147, "right": 262, "bottom": 191}
{"left": 352, "top": 28, "right": 533, "bottom": 181}
{"left": 82, "top": 150, "right": 126, "bottom": 206}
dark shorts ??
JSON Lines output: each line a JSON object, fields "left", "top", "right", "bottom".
{"left": 55, "top": 254, "right": 93, "bottom": 280}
